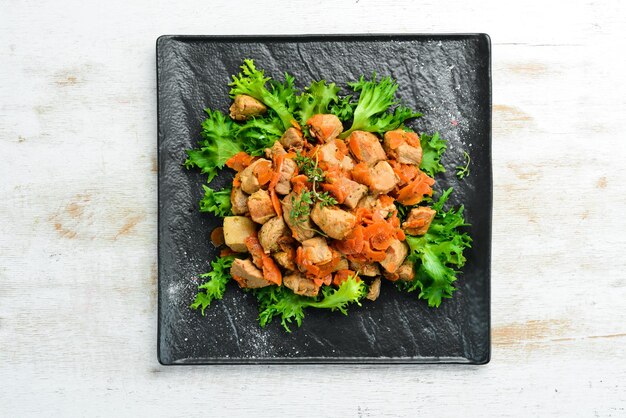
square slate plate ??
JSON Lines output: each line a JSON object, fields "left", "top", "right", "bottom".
{"left": 157, "top": 34, "right": 491, "bottom": 365}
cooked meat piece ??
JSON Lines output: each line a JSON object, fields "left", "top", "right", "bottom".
{"left": 266, "top": 141, "right": 286, "bottom": 159}
{"left": 318, "top": 140, "right": 355, "bottom": 171}
{"left": 342, "top": 180, "right": 368, "bottom": 209}
{"left": 383, "top": 129, "right": 422, "bottom": 165}
{"left": 240, "top": 158, "right": 272, "bottom": 194}
{"left": 357, "top": 195, "right": 397, "bottom": 218}
{"left": 300, "top": 237, "right": 333, "bottom": 265}
{"left": 223, "top": 216, "right": 256, "bottom": 253}
{"left": 230, "top": 186, "right": 249, "bottom": 215}
{"left": 333, "top": 257, "right": 349, "bottom": 272}
{"left": 229, "top": 94, "right": 267, "bottom": 121}
{"left": 258, "top": 216, "right": 288, "bottom": 253}
{"left": 230, "top": 258, "right": 272, "bottom": 288}
{"left": 280, "top": 127, "right": 304, "bottom": 150}
{"left": 307, "top": 114, "right": 343, "bottom": 143}
{"left": 366, "top": 278, "right": 381, "bottom": 301}
{"left": 283, "top": 272, "right": 320, "bottom": 297}
{"left": 281, "top": 192, "right": 316, "bottom": 242}
{"left": 273, "top": 251, "right": 297, "bottom": 271}
{"left": 397, "top": 261, "right": 415, "bottom": 281}
{"left": 369, "top": 161, "right": 399, "bottom": 195}
{"left": 347, "top": 131, "right": 387, "bottom": 166}
{"left": 379, "top": 239, "right": 409, "bottom": 273}
{"left": 349, "top": 260, "right": 380, "bottom": 277}
{"left": 276, "top": 158, "right": 297, "bottom": 195}
{"left": 247, "top": 189, "right": 276, "bottom": 224}
{"left": 402, "top": 206, "right": 436, "bottom": 235}
{"left": 310, "top": 203, "right": 357, "bottom": 240}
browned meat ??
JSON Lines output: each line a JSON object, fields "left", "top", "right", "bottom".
{"left": 369, "top": 161, "right": 399, "bottom": 195}
{"left": 258, "top": 216, "right": 289, "bottom": 253}
{"left": 397, "top": 261, "right": 415, "bottom": 281}
{"left": 240, "top": 158, "right": 272, "bottom": 194}
{"left": 318, "top": 141, "right": 355, "bottom": 171}
{"left": 283, "top": 272, "right": 319, "bottom": 297}
{"left": 349, "top": 260, "right": 380, "bottom": 277}
{"left": 402, "top": 206, "right": 436, "bottom": 235}
{"left": 230, "top": 186, "right": 249, "bottom": 215}
{"left": 281, "top": 192, "right": 316, "bottom": 242}
{"left": 342, "top": 180, "right": 368, "bottom": 209}
{"left": 300, "top": 237, "right": 333, "bottom": 265}
{"left": 347, "top": 131, "right": 387, "bottom": 166}
{"left": 310, "top": 203, "right": 357, "bottom": 240}
{"left": 230, "top": 258, "right": 272, "bottom": 288}
{"left": 383, "top": 129, "right": 422, "bottom": 165}
{"left": 223, "top": 216, "right": 256, "bottom": 253}
{"left": 247, "top": 189, "right": 276, "bottom": 224}
{"left": 265, "top": 141, "right": 286, "bottom": 159}
{"left": 307, "top": 114, "right": 343, "bottom": 143}
{"left": 276, "top": 158, "right": 297, "bottom": 195}
{"left": 280, "top": 127, "right": 304, "bottom": 150}
{"left": 273, "top": 251, "right": 297, "bottom": 271}
{"left": 379, "top": 239, "right": 409, "bottom": 273}
{"left": 357, "top": 195, "right": 396, "bottom": 218}
{"left": 366, "top": 278, "right": 381, "bottom": 301}
{"left": 229, "top": 95, "right": 267, "bottom": 121}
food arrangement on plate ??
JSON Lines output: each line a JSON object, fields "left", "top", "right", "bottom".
{"left": 185, "top": 59, "right": 472, "bottom": 331}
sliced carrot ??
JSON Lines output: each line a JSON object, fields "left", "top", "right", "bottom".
{"left": 245, "top": 235, "right": 265, "bottom": 269}
{"left": 334, "top": 138, "right": 349, "bottom": 156}
{"left": 396, "top": 171, "right": 435, "bottom": 206}
{"left": 351, "top": 162, "right": 372, "bottom": 187}
{"left": 232, "top": 174, "right": 242, "bottom": 187}
{"left": 253, "top": 160, "right": 273, "bottom": 185}
{"left": 225, "top": 152, "right": 255, "bottom": 172}
{"left": 390, "top": 160, "right": 418, "bottom": 185}
{"left": 405, "top": 131, "right": 421, "bottom": 148}
{"left": 333, "top": 269, "right": 356, "bottom": 286}
{"left": 321, "top": 182, "right": 347, "bottom": 204}
{"left": 386, "top": 131, "right": 405, "bottom": 150}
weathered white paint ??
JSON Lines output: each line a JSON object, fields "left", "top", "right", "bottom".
{"left": 1, "top": 0, "right": 625, "bottom": 416}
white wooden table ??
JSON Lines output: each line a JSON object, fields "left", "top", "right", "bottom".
{"left": 1, "top": 1, "right": 625, "bottom": 416}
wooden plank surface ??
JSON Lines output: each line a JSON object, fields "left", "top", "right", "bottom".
{"left": 1, "top": 0, "right": 625, "bottom": 416}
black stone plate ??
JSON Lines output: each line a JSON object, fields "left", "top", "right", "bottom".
{"left": 157, "top": 34, "right": 491, "bottom": 365}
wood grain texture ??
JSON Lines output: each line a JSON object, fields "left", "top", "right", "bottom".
{"left": 1, "top": 0, "right": 625, "bottom": 416}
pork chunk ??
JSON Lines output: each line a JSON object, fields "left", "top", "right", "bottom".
{"left": 369, "top": 161, "right": 399, "bottom": 195}
{"left": 300, "top": 237, "right": 333, "bottom": 265}
{"left": 318, "top": 141, "right": 355, "bottom": 171}
{"left": 230, "top": 258, "right": 272, "bottom": 288}
{"left": 223, "top": 216, "right": 256, "bottom": 253}
{"left": 307, "top": 114, "right": 343, "bottom": 143}
{"left": 258, "top": 216, "right": 288, "bottom": 253}
{"left": 281, "top": 192, "right": 316, "bottom": 242}
{"left": 333, "top": 257, "right": 349, "bottom": 272}
{"left": 366, "top": 278, "right": 381, "bottom": 301}
{"left": 397, "top": 261, "right": 415, "bottom": 281}
{"left": 247, "top": 189, "right": 276, "bottom": 224}
{"left": 240, "top": 158, "right": 272, "bottom": 194}
{"left": 280, "top": 127, "right": 304, "bottom": 150}
{"left": 402, "top": 206, "right": 436, "bottom": 236}
{"left": 230, "top": 186, "right": 249, "bottom": 215}
{"left": 283, "top": 272, "right": 319, "bottom": 297}
{"left": 276, "top": 158, "right": 297, "bottom": 195}
{"left": 357, "top": 195, "right": 396, "bottom": 218}
{"left": 349, "top": 259, "right": 380, "bottom": 277}
{"left": 342, "top": 180, "right": 368, "bottom": 209}
{"left": 383, "top": 129, "right": 422, "bottom": 165}
{"left": 310, "top": 203, "right": 357, "bottom": 240}
{"left": 273, "top": 251, "right": 297, "bottom": 271}
{"left": 229, "top": 95, "right": 267, "bottom": 121}
{"left": 347, "top": 131, "right": 387, "bottom": 166}
{"left": 379, "top": 239, "right": 409, "bottom": 273}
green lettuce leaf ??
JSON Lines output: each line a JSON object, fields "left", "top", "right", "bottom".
{"left": 254, "top": 276, "right": 366, "bottom": 332}
{"left": 190, "top": 255, "right": 236, "bottom": 315}
{"left": 199, "top": 185, "right": 232, "bottom": 217}
{"left": 400, "top": 188, "right": 472, "bottom": 307}
{"left": 419, "top": 132, "right": 447, "bottom": 177}
{"left": 340, "top": 74, "right": 421, "bottom": 138}
{"left": 297, "top": 80, "right": 341, "bottom": 125}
